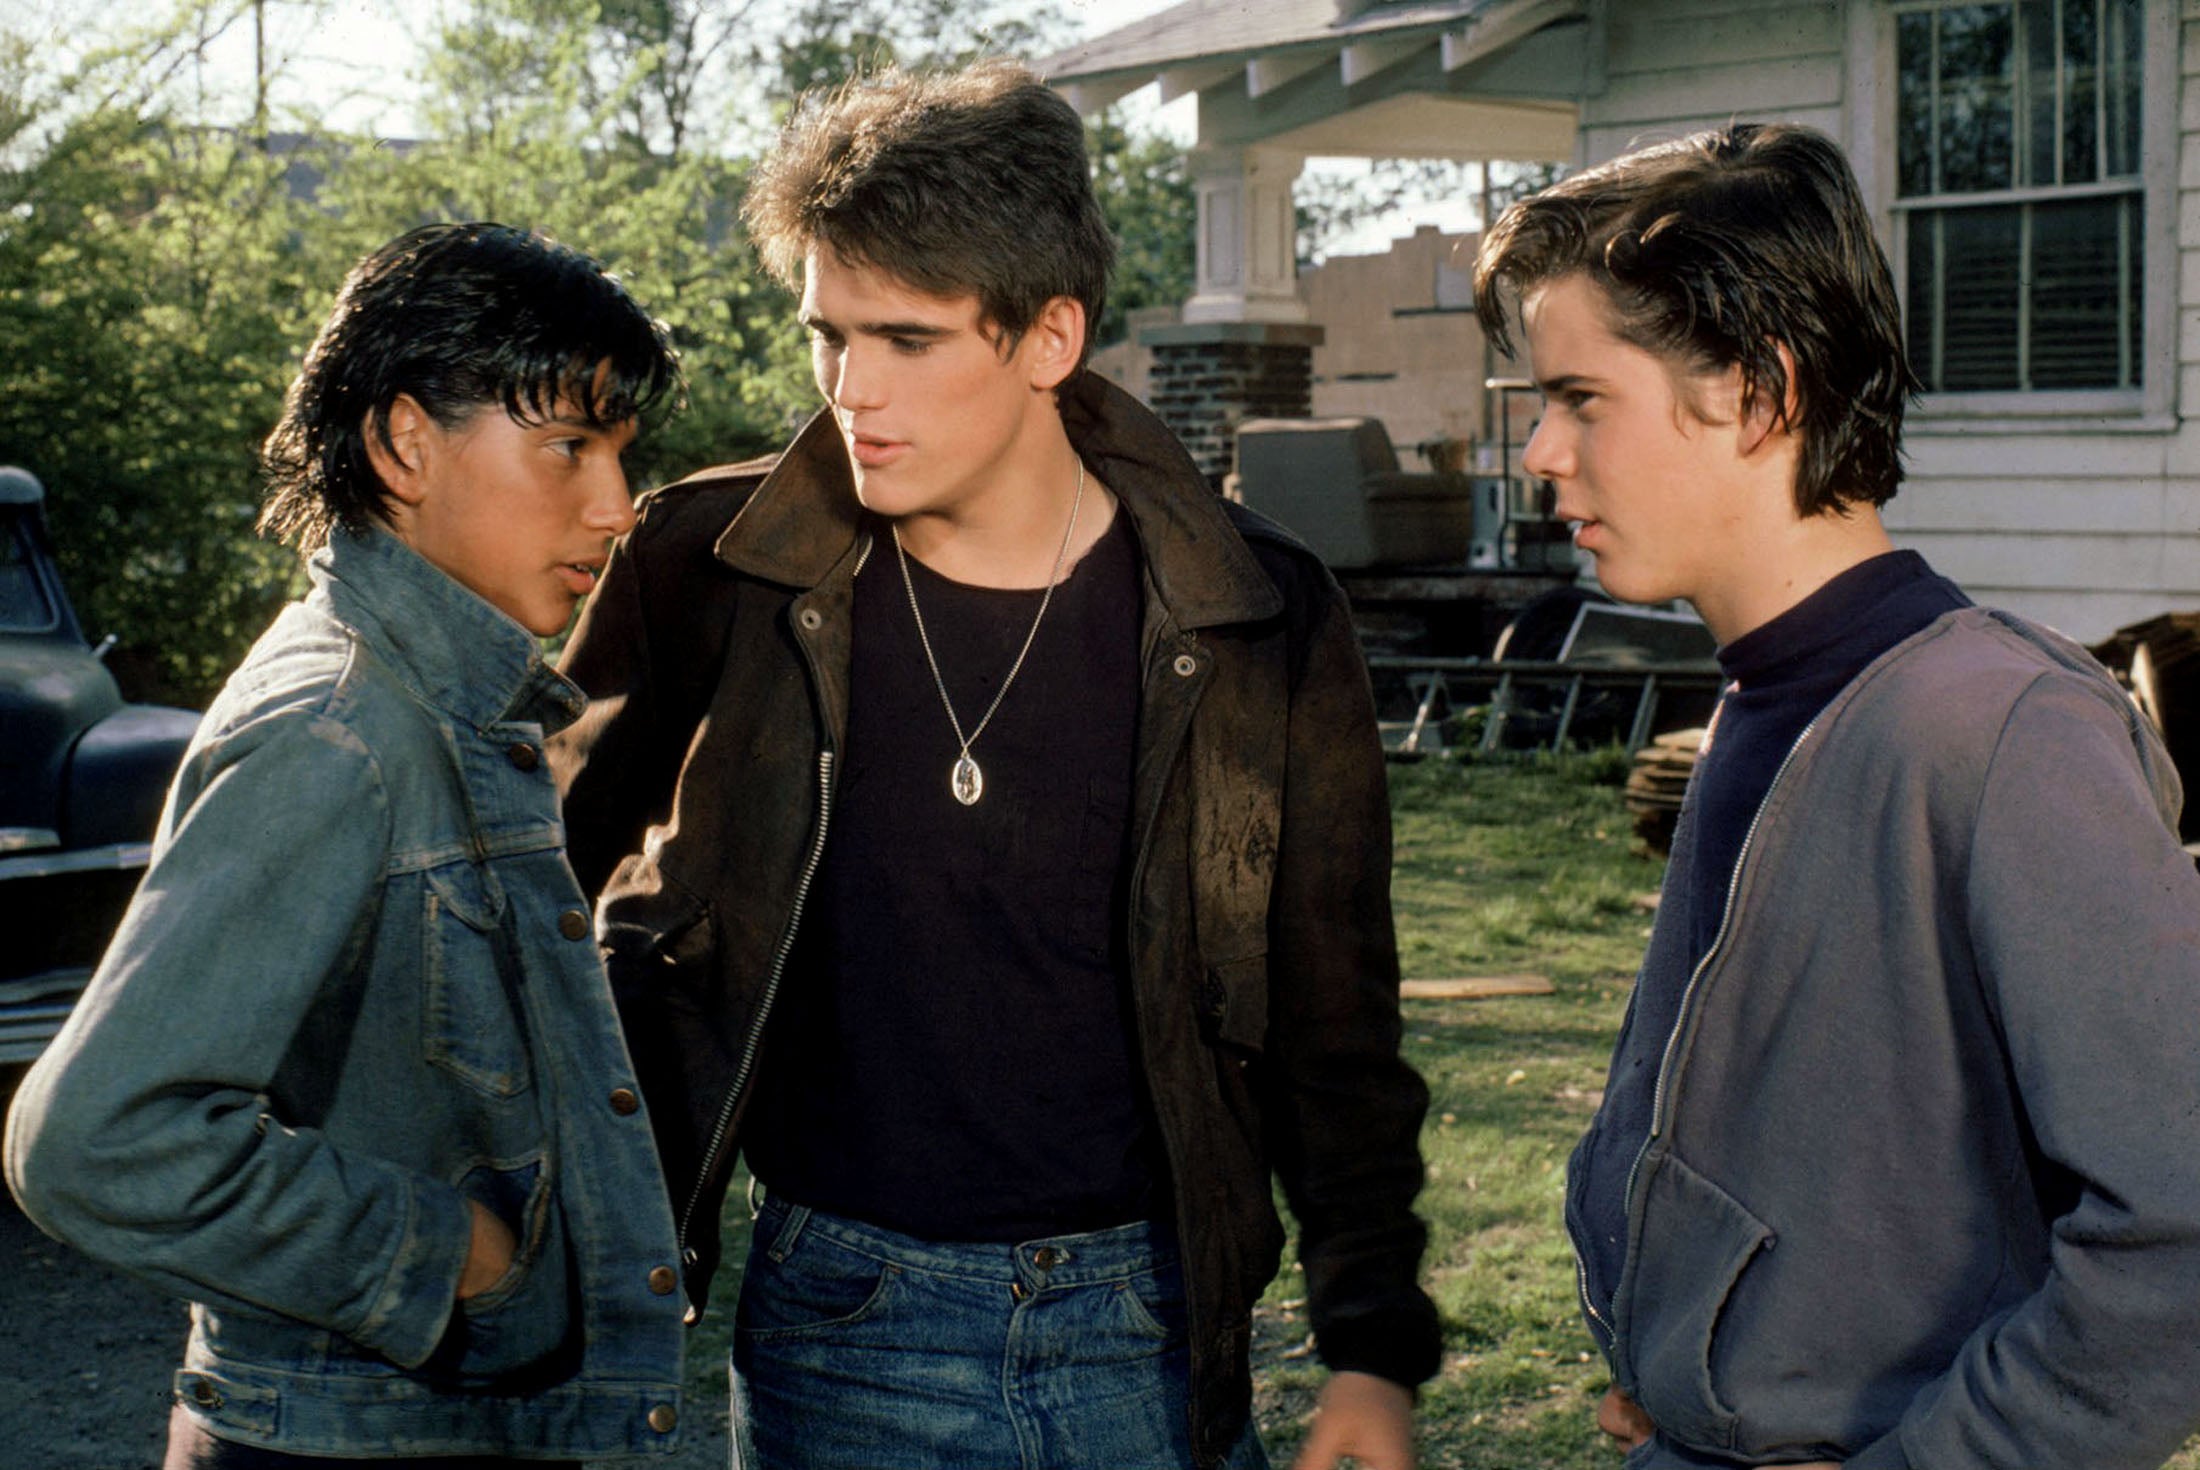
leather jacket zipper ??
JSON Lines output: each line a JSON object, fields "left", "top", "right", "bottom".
{"left": 676, "top": 546, "right": 868, "bottom": 1267}
{"left": 676, "top": 748, "right": 836, "bottom": 1266}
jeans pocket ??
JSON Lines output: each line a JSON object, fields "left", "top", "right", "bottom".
{"left": 1115, "top": 1259, "right": 1188, "bottom": 1344}
{"left": 736, "top": 1213, "right": 897, "bottom": 1341}
{"left": 420, "top": 861, "right": 532, "bottom": 1100}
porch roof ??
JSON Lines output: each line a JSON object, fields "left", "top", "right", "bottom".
{"left": 1037, "top": 0, "right": 1589, "bottom": 162}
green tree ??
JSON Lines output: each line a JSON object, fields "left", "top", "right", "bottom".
{"left": 0, "top": 4, "right": 324, "bottom": 702}
{"left": 1088, "top": 108, "right": 1194, "bottom": 347}
{"left": 350, "top": 0, "right": 813, "bottom": 487}
{"left": 763, "top": 0, "right": 1071, "bottom": 107}
{"left": 0, "top": 0, "right": 1201, "bottom": 702}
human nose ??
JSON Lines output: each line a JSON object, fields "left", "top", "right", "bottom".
{"left": 584, "top": 459, "right": 637, "bottom": 538}
{"left": 1521, "top": 412, "right": 1570, "bottom": 483}
{"left": 817, "top": 341, "right": 884, "bottom": 414}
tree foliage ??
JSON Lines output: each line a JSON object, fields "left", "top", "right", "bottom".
{"left": 1, "top": 9, "right": 321, "bottom": 702}
{"left": 0, "top": 0, "right": 1187, "bottom": 704}
{"left": 1089, "top": 108, "right": 1194, "bottom": 347}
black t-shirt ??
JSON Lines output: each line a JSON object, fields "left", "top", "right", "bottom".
{"left": 742, "top": 509, "right": 1167, "bottom": 1242}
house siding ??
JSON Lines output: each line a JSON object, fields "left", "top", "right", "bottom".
{"left": 1571, "top": 0, "right": 2196, "bottom": 643}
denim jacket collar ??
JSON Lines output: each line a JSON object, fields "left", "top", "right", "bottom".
{"left": 712, "top": 373, "right": 1284, "bottom": 631}
{"left": 311, "top": 526, "right": 586, "bottom": 736}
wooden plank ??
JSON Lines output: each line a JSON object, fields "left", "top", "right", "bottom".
{"left": 1400, "top": 975, "right": 1554, "bottom": 1000}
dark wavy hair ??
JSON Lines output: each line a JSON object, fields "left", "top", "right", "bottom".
{"left": 742, "top": 59, "right": 1114, "bottom": 367}
{"left": 259, "top": 222, "right": 680, "bottom": 551}
{"left": 1473, "top": 123, "right": 1918, "bottom": 515}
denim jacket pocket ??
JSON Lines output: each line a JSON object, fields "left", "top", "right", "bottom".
{"left": 1616, "top": 1150, "right": 1775, "bottom": 1454}
{"left": 423, "top": 1154, "right": 577, "bottom": 1389}
{"left": 421, "top": 860, "right": 533, "bottom": 1099}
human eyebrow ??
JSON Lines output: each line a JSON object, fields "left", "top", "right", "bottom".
{"left": 801, "top": 313, "right": 956, "bottom": 342}
{"left": 1536, "top": 373, "right": 1600, "bottom": 402}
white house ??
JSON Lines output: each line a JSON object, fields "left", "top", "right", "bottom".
{"left": 1042, "top": 0, "right": 2184, "bottom": 643}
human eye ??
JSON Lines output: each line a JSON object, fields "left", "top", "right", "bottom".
{"left": 888, "top": 334, "right": 932, "bottom": 356}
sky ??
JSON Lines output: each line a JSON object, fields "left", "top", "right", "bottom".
{"left": 17, "top": 0, "right": 1478, "bottom": 257}
{"left": 67, "top": 0, "right": 1196, "bottom": 139}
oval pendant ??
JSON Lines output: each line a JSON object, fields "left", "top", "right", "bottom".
{"left": 951, "top": 753, "right": 984, "bottom": 806}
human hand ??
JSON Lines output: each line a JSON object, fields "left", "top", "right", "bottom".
{"left": 1596, "top": 1390, "right": 1839, "bottom": 1466}
{"left": 456, "top": 1198, "right": 517, "bottom": 1300}
{"left": 1288, "top": 1370, "right": 1416, "bottom": 1470}
{"left": 1597, "top": 1385, "right": 1654, "bottom": 1451}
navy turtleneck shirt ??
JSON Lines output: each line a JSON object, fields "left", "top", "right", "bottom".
{"left": 1574, "top": 550, "right": 1972, "bottom": 1336}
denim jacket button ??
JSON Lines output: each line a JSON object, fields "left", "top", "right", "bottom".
{"left": 558, "top": 909, "right": 591, "bottom": 941}
{"left": 609, "top": 1087, "right": 641, "bottom": 1116}
{"left": 505, "top": 741, "right": 541, "bottom": 771}
{"left": 188, "top": 1378, "right": 222, "bottom": 1409}
{"left": 648, "top": 1265, "right": 678, "bottom": 1295}
{"left": 648, "top": 1404, "right": 678, "bottom": 1434}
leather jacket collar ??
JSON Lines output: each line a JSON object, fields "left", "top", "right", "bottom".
{"left": 711, "top": 373, "right": 1285, "bottom": 631}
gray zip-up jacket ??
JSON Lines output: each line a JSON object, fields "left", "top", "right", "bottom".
{"left": 1582, "top": 607, "right": 2200, "bottom": 1470}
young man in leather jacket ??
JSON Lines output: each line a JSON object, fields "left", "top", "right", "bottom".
{"left": 551, "top": 59, "right": 1440, "bottom": 1470}
{"left": 1475, "top": 123, "right": 2200, "bottom": 1470}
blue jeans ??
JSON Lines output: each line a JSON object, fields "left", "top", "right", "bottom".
{"left": 730, "top": 1195, "right": 1270, "bottom": 1470}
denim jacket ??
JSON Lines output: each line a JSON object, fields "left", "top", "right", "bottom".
{"left": 4, "top": 527, "right": 686, "bottom": 1458}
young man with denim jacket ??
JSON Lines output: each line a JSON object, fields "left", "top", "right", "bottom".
{"left": 5, "top": 222, "right": 689, "bottom": 1466}
{"left": 1474, "top": 124, "right": 2200, "bottom": 1470}
{"left": 550, "top": 61, "right": 1440, "bottom": 1470}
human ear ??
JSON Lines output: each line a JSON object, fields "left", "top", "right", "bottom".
{"left": 1737, "top": 342, "right": 1801, "bottom": 458}
{"left": 363, "top": 394, "right": 433, "bottom": 507}
{"left": 1026, "top": 296, "right": 1086, "bottom": 393}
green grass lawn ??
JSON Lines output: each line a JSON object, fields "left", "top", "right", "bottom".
{"left": 686, "top": 750, "right": 2200, "bottom": 1467}
{"left": 1252, "top": 751, "right": 1654, "bottom": 1469}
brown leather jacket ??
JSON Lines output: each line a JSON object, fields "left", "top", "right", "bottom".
{"left": 550, "top": 374, "right": 1440, "bottom": 1464}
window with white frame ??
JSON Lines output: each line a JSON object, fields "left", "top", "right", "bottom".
{"left": 1892, "top": 0, "right": 2142, "bottom": 394}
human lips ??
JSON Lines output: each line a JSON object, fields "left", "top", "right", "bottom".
{"left": 846, "top": 429, "right": 907, "bottom": 469}
{"left": 1557, "top": 507, "right": 1602, "bottom": 553}
{"left": 556, "top": 559, "right": 606, "bottom": 596}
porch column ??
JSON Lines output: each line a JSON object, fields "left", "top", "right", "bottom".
{"left": 1143, "top": 145, "right": 1324, "bottom": 489}
{"left": 1183, "top": 145, "right": 1310, "bottom": 324}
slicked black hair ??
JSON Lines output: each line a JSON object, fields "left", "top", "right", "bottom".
{"left": 259, "top": 222, "right": 680, "bottom": 551}
{"left": 1473, "top": 123, "right": 1918, "bottom": 515}
{"left": 742, "top": 59, "right": 1114, "bottom": 368}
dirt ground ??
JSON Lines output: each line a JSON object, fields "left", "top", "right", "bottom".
{"left": 0, "top": 1189, "right": 182, "bottom": 1469}
{"left": 0, "top": 1191, "right": 730, "bottom": 1470}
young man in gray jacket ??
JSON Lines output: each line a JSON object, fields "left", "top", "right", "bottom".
{"left": 1475, "top": 123, "right": 2200, "bottom": 1470}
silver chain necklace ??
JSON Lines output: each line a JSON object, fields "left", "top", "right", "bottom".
{"left": 891, "top": 461, "right": 1086, "bottom": 807}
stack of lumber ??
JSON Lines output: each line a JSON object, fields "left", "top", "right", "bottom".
{"left": 1625, "top": 727, "right": 1705, "bottom": 856}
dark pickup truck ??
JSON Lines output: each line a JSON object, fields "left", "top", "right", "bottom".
{"left": 0, "top": 467, "right": 199, "bottom": 1071}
